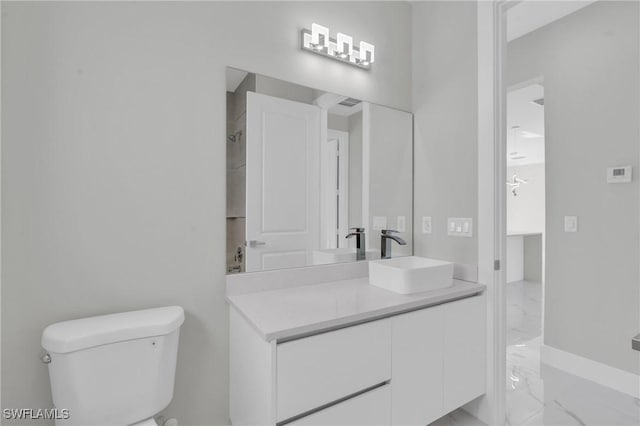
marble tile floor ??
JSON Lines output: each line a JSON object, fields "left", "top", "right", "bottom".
{"left": 431, "top": 280, "right": 640, "bottom": 426}
{"left": 506, "top": 280, "right": 640, "bottom": 426}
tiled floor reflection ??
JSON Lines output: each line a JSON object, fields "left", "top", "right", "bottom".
{"left": 431, "top": 280, "right": 640, "bottom": 426}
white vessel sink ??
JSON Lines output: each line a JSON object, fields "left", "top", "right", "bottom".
{"left": 369, "top": 256, "right": 454, "bottom": 294}
{"left": 313, "top": 248, "right": 380, "bottom": 265}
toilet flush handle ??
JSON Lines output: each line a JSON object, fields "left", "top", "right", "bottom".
{"left": 41, "top": 353, "right": 51, "bottom": 364}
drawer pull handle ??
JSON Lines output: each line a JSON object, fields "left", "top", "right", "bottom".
{"left": 276, "top": 381, "right": 390, "bottom": 426}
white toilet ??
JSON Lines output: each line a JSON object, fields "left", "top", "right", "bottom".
{"left": 41, "top": 306, "right": 185, "bottom": 426}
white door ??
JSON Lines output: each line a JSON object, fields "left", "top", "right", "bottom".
{"left": 246, "top": 92, "right": 321, "bottom": 272}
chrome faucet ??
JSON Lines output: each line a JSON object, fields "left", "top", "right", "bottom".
{"left": 345, "top": 227, "right": 366, "bottom": 261}
{"left": 380, "top": 229, "right": 407, "bottom": 259}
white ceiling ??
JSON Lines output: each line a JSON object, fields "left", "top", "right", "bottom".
{"left": 507, "top": 0, "right": 597, "bottom": 42}
{"left": 507, "top": 84, "right": 545, "bottom": 166}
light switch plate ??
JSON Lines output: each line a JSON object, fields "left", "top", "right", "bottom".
{"left": 397, "top": 216, "right": 406, "bottom": 233}
{"left": 422, "top": 216, "right": 432, "bottom": 234}
{"left": 448, "top": 217, "right": 473, "bottom": 237}
{"left": 372, "top": 216, "right": 387, "bottom": 231}
{"left": 564, "top": 216, "right": 578, "bottom": 232}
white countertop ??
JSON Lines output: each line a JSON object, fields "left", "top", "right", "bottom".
{"left": 227, "top": 277, "right": 485, "bottom": 342}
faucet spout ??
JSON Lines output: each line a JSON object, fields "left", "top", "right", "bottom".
{"left": 345, "top": 227, "right": 366, "bottom": 261}
{"left": 380, "top": 229, "right": 407, "bottom": 259}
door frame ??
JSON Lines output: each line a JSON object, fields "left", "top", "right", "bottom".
{"left": 476, "top": 1, "right": 518, "bottom": 425}
{"left": 321, "top": 129, "right": 350, "bottom": 248}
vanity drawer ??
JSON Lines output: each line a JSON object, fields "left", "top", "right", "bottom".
{"left": 276, "top": 320, "right": 391, "bottom": 421}
{"left": 289, "top": 384, "right": 391, "bottom": 426}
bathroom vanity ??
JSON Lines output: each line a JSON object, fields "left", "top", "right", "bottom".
{"left": 225, "top": 68, "right": 485, "bottom": 425}
{"left": 227, "top": 264, "right": 486, "bottom": 425}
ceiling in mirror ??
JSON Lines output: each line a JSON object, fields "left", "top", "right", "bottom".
{"left": 226, "top": 67, "right": 413, "bottom": 274}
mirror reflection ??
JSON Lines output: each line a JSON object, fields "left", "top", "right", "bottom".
{"left": 226, "top": 67, "right": 413, "bottom": 273}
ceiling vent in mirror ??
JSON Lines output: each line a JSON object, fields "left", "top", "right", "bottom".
{"left": 338, "top": 98, "right": 362, "bottom": 108}
{"left": 301, "top": 23, "right": 375, "bottom": 70}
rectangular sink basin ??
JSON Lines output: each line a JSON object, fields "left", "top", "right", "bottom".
{"left": 313, "top": 248, "right": 380, "bottom": 265}
{"left": 369, "top": 256, "right": 454, "bottom": 294}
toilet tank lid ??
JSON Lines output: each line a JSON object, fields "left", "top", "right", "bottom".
{"left": 42, "top": 306, "right": 185, "bottom": 354}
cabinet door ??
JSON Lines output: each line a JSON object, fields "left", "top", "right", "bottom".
{"left": 443, "top": 294, "right": 486, "bottom": 412}
{"left": 290, "top": 385, "right": 391, "bottom": 426}
{"left": 391, "top": 304, "right": 445, "bottom": 426}
{"left": 277, "top": 320, "right": 391, "bottom": 421}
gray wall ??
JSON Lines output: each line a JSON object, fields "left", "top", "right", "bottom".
{"left": 507, "top": 163, "right": 545, "bottom": 234}
{"left": 365, "top": 104, "right": 413, "bottom": 255}
{"left": 1, "top": 2, "right": 412, "bottom": 424}
{"left": 524, "top": 235, "right": 543, "bottom": 283}
{"left": 508, "top": 1, "right": 640, "bottom": 374}
{"left": 348, "top": 111, "right": 364, "bottom": 230}
{"left": 412, "top": 1, "right": 479, "bottom": 268}
{"left": 255, "top": 74, "right": 315, "bottom": 104}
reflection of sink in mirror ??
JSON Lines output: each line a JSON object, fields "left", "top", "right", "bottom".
{"left": 313, "top": 248, "right": 380, "bottom": 265}
{"left": 369, "top": 256, "right": 454, "bottom": 294}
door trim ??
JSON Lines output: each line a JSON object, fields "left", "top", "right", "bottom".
{"left": 476, "top": 1, "right": 518, "bottom": 425}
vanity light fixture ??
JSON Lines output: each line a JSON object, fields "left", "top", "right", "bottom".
{"left": 301, "top": 23, "right": 375, "bottom": 70}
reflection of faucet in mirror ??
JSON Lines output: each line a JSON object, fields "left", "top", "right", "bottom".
{"left": 345, "top": 227, "right": 366, "bottom": 261}
{"left": 380, "top": 229, "right": 407, "bottom": 259}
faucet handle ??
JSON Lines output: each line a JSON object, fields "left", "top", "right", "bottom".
{"left": 381, "top": 229, "right": 400, "bottom": 235}
{"left": 350, "top": 227, "right": 365, "bottom": 233}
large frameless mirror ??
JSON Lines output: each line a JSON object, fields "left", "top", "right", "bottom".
{"left": 226, "top": 67, "right": 413, "bottom": 273}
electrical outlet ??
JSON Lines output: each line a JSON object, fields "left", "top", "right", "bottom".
{"left": 422, "top": 216, "right": 432, "bottom": 234}
{"left": 397, "top": 216, "right": 406, "bottom": 232}
{"left": 372, "top": 216, "right": 387, "bottom": 231}
{"left": 564, "top": 216, "right": 578, "bottom": 232}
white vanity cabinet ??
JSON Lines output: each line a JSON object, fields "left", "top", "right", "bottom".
{"left": 229, "top": 293, "right": 485, "bottom": 426}
{"left": 276, "top": 320, "right": 391, "bottom": 421}
{"left": 391, "top": 294, "right": 486, "bottom": 425}
{"left": 289, "top": 385, "right": 391, "bottom": 426}
{"left": 391, "top": 303, "right": 445, "bottom": 425}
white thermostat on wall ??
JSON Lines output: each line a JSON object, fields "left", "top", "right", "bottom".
{"left": 607, "top": 166, "right": 632, "bottom": 183}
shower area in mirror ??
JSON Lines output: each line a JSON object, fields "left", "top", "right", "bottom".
{"left": 226, "top": 72, "right": 253, "bottom": 274}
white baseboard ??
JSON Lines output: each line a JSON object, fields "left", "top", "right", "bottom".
{"left": 541, "top": 344, "right": 640, "bottom": 398}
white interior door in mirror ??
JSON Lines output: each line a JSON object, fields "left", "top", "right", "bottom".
{"left": 246, "top": 92, "right": 321, "bottom": 272}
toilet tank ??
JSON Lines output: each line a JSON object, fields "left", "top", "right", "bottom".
{"left": 42, "top": 306, "right": 185, "bottom": 426}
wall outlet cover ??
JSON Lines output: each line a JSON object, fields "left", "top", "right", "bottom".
{"left": 397, "top": 216, "right": 406, "bottom": 233}
{"left": 422, "top": 216, "right": 432, "bottom": 234}
{"left": 564, "top": 216, "right": 578, "bottom": 232}
{"left": 372, "top": 216, "right": 387, "bottom": 231}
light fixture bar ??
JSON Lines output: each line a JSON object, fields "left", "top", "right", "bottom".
{"left": 301, "top": 25, "right": 374, "bottom": 70}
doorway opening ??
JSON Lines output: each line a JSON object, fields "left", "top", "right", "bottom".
{"left": 505, "top": 82, "right": 546, "bottom": 425}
